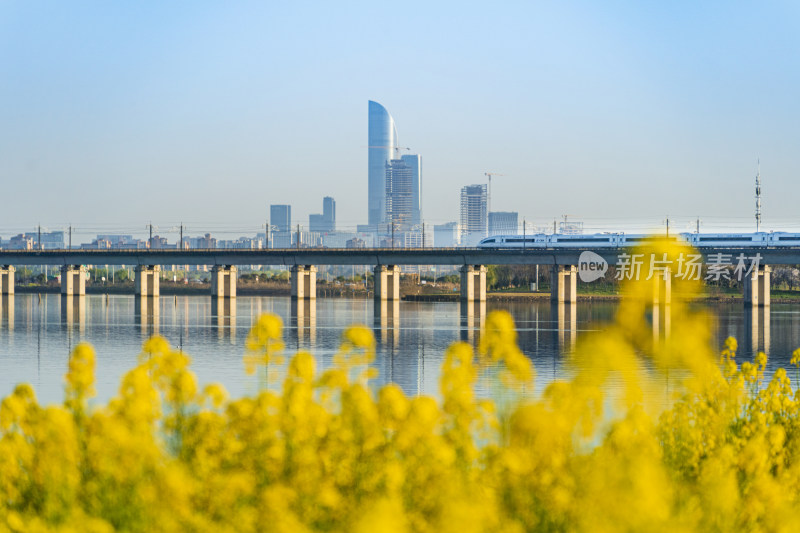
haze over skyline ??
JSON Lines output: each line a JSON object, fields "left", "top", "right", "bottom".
{"left": 1, "top": 1, "right": 799, "bottom": 237}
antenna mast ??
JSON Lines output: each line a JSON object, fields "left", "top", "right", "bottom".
{"left": 755, "top": 160, "right": 762, "bottom": 232}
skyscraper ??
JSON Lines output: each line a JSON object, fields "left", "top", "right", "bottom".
{"left": 368, "top": 101, "right": 397, "bottom": 227}
{"left": 270, "top": 204, "right": 291, "bottom": 248}
{"left": 400, "top": 154, "right": 422, "bottom": 226}
{"left": 385, "top": 159, "right": 413, "bottom": 230}
{"left": 460, "top": 184, "right": 488, "bottom": 246}
{"left": 309, "top": 196, "right": 336, "bottom": 233}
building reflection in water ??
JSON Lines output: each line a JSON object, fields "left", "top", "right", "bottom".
{"left": 291, "top": 299, "right": 316, "bottom": 346}
{"left": 211, "top": 297, "right": 237, "bottom": 341}
{"left": 460, "top": 300, "right": 485, "bottom": 344}
{"left": 135, "top": 297, "right": 160, "bottom": 336}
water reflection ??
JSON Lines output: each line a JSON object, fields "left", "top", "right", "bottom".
{"left": 61, "top": 295, "right": 85, "bottom": 332}
{"left": 134, "top": 297, "right": 160, "bottom": 335}
{"left": 460, "top": 300, "right": 486, "bottom": 344}
{"left": 1, "top": 295, "right": 14, "bottom": 330}
{"left": 212, "top": 297, "right": 237, "bottom": 341}
{"left": 743, "top": 306, "right": 771, "bottom": 355}
{"left": 374, "top": 299, "right": 400, "bottom": 347}
{"left": 291, "top": 299, "right": 316, "bottom": 346}
{"left": 553, "top": 302, "right": 577, "bottom": 353}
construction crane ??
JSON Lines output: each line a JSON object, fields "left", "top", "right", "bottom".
{"left": 484, "top": 172, "right": 505, "bottom": 213}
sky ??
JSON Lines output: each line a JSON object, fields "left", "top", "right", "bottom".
{"left": 1, "top": 1, "right": 799, "bottom": 240}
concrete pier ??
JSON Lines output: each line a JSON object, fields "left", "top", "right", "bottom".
{"left": 550, "top": 265, "right": 577, "bottom": 304}
{"left": 290, "top": 265, "right": 316, "bottom": 300}
{"left": 460, "top": 265, "right": 487, "bottom": 303}
{"left": 135, "top": 265, "right": 161, "bottom": 297}
{"left": 0, "top": 266, "right": 15, "bottom": 295}
{"left": 60, "top": 266, "right": 86, "bottom": 296}
{"left": 374, "top": 265, "right": 401, "bottom": 301}
{"left": 743, "top": 265, "right": 771, "bottom": 307}
{"left": 211, "top": 265, "right": 237, "bottom": 299}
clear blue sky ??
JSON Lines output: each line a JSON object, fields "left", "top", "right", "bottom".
{"left": 1, "top": 1, "right": 798, "bottom": 237}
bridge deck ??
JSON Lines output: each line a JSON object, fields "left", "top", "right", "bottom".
{"left": 0, "top": 247, "right": 798, "bottom": 266}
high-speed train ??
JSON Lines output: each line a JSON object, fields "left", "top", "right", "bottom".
{"left": 476, "top": 232, "right": 800, "bottom": 248}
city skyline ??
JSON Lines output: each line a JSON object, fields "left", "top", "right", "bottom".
{"left": 1, "top": 2, "right": 799, "bottom": 232}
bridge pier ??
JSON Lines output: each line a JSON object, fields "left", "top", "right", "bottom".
{"left": 135, "top": 265, "right": 160, "bottom": 297}
{"left": 460, "top": 265, "right": 487, "bottom": 303}
{"left": 290, "top": 265, "right": 316, "bottom": 300}
{"left": 550, "top": 265, "right": 577, "bottom": 304}
{"left": 211, "top": 265, "right": 237, "bottom": 298}
{"left": 743, "top": 265, "right": 771, "bottom": 307}
{"left": 60, "top": 266, "right": 86, "bottom": 296}
{"left": 374, "top": 265, "right": 400, "bottom": 301}
{"left": 0, "top": 266, "right": 15, "bottom": 295}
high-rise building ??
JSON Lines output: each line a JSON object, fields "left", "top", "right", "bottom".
{"left": 400, "top": 154, "right": 422, "bottom": 226}
{"left": 309, "top": 196, "right": 336, "bottom": 233}
{"left": 385, "top": 159, "right": 413, "bottom": 230}
{"left": 489, "top": 211, "right": 519, "bottom": 235}
{"left": 368, "top": 101, "right": 397, "bottom": 227}
{"left": 460, "top": 184, "right": 488, "bottom": 245}
{"left": 270, "top": 204, "right": 292, "bottom": 248}
{"left": 270, "top": 204, "right": 291, "bottom": 232}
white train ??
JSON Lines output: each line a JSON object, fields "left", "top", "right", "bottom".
{"left": 477, "top": 232, "right": 800, "bottom": 249}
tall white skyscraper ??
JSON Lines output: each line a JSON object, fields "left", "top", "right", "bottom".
{"left": 368, "top": 101, "right": 397, "bottom": 227}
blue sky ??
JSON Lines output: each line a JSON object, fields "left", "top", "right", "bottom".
{"left": 1, "top": 1, "right": 798, "bottom": 237}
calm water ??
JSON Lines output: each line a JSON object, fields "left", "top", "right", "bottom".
{"left": 0, "top": 294, "right": 798, "bottom": 406}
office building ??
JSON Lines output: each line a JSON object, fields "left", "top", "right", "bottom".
{"left": 460, "top": 184, "right": 488, "bottom": 246}
{"left": 368, "top": 101, "right": 397, "bottom": 227}
{"left": 385, "top": 159, "right": 414, "bottom": 230}
{"left": 270, "top": 204, "right": 292, "bottom": 248}
{"left": 489, "top": 211, "right": 519, "bottom": 235}
{"left": 400, "top": 154, "right": 422, "bottom": 226}
{"left": 309, "top": 196, "right": 336, "bottom": 233}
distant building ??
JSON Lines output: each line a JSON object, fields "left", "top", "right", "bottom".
{"left": 270, "top": 204, "right": 292, "bottom": 248}
{"left": 346, "top": 237, "right": 366, "bottom": 249}
{"left": 385, "top": 159, "right": 414, "bottom": 230}
{"left": 460, "top": 184, "right": 488, "bottom": 246}
{"left": 368, "top": 101, "right": 397, "bottom": 227}
{"left": 309, "top": 196, "right": 336, "bottom": 233}
{"left": 8, "top": 234, "right": 35, "bottom": 250}
{"left": 489, "top": 211, "right": 519, "bottom": 236}
{"left": 434, "top": 222, "right": 460, "bottom": 247}
{"left": 189, "top": 234, "right": 216, "bottom": 249}
{"left": 400, "top": 154, "right": 422, "bottom": 226}
{"left": 38, "top": 231, "right": 65, "bottom": 249}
